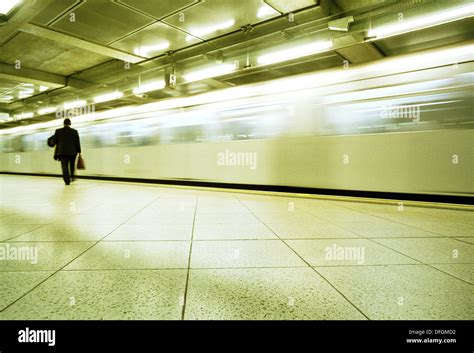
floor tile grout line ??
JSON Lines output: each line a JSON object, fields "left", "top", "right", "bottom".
{"left": 451, "top": 238, "right": 474, "bottom": 246}
{"left": 296, "top": 206, "right": 474, "bottom": 287}
{"left": 180, "top": 191, "right": 199, "bottom": 321}
{"left": 233, "top": 194, "right": 371, "bottom": 320}
{"left": 0, "top": 192, "right": 164, "bottom": 313}
{"left": 3, "top": 262, "right": 472, "bottom": 274}
{"left": 1, "top": 224, "right": 52, "bottom": 243}
{"left": 4, "top": 236, "right": 472, "bottom": 243}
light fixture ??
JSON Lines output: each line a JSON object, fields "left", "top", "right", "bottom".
{"left": 63, "top": 100, "right": 87, "bottom": 110}
{"left": 134, "top": 42, "right": 170, "bottom": 56}
{"left": 368, "top": 3, "right": 474, "bottom": 39}
{"left": 38, "top": 107, "right": 58, "bottom": 115}
{"left": 93, "top": 91, "right": 123, "bottom": 103}
{"left": 186, "top": 19, "right": 235, "bottom": 41}
{"left": 0, "top": 95, "right": 14, "bottom": 101}
{"left": 183, "top": 63, "right": 237, "bottom": 82}
{"left": 0, "top": 0, "right": 22, "bottom": 15}
{"left": 132, "top": 81, "right": 166, "bottom": 95}
{"left": 328, "top": 16, "right": 354, "bottom": 31}
{"left": 39, "top": 85, "right": 49, "bottom": 92}
{"left": 18, "top": 90, "right": 33, "bottom": 99}
{"left": 14, "top": 112, "right": 34, "bottom": 119}
{"left": 257, "top": 5, "right": 279, "bottom": 18}
{"left": 257, "top": 40, "right": 333, "bottom": 65}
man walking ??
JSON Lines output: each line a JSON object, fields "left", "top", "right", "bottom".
{"left": 54, "top": 118, "right": 81, "bottom": 185}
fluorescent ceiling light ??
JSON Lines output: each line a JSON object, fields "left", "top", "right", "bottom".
{"left": 0, "top": 95, "right": 14, "bottom": 101}
{"left": 257, "top": 5, "right": 279, "bottom": 18}
{"left": 0, "top": 0, "right": 21, "bottom": 15}
{"left": 63, "top": 100, "right": 87, "bottom": 110}
{"left": 38, "top": 107, "right": 58, "bottom": 115}
{"left": 14, "top": 112, "right": 34, "bottom": 119}
{"left": 257, "top": 40, "right": 333, "bottom": 65}
{"left": 18, "top": 92, "right": 33, "bottom": 99}
{"left": 93, "top": 91, "right": 123, "bottom": 103}
{"left": 183, "top": 63, "right": 236, "bottom": 82}
{"left": 134, "top": 42, "right": 170, "bottom": 56}
{"left": 368, "top": 3, "right": 474, "bottom": 39}
{"left": 39, "top": 85, "right": 49, "bottom": 92}
{"left": 132, "top": 81, "right": 166, "bottom": 95}
{"left": 186, "top": 19, "right": 235, "bottom": 41}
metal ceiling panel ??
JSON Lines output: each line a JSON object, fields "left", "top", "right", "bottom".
{"left": 50, "top": 0, "right": 155, "bottom": 44}
{"left": 163, "top": 0, "right": 280, "bottom": 42}
{"left": 117, "top": 0, "right": 198, "bottom": 19}
{"left": 0, "top": 32, "right": 109, "bottom": 76}
{"left": 264, "top": 0, "right": 317, "bottom": 13}
{"left": 112, "top": 21, "right": 200, "bottom": 58}
{"left": 31, "top": 0, "right": 81, "bottom": 26}
{"left": 0, "top": 32, "right": 73, "bottom": 69}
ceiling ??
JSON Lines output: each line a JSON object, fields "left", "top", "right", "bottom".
{"left": 0, "top": 0, "right": 472, "bottom": 128}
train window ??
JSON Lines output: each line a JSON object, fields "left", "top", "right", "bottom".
{"left": 215, "top": 103, "right": 289, "bottom": 141}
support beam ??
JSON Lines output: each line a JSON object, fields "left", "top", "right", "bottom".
{"left": 0, "top": 62, "right": 97, "bottom": 89}
{"left": 333, "top": 34, "right": 384, "bottom": 63}
{"left": 0, "top": 62, "right": 65, "bottom": 88}
{"left": 19, "top": 23, "right": 146, "bottom": 64}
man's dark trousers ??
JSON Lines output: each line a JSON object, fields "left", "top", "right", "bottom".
{"left": 60, "top": 156, "right": 76, "bottom": 185}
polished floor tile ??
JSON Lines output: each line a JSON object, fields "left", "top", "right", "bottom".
{"left": 332, "top": 220, "right": 438, "bottom": 238}
{"left": 267, "top": 221, "right": 359, "bottom": 239}
{"left": 190, "top": 240, "right": 306, "bottom": 268}
{"left": 431, "top": 264, "right": 474, "bottom": 284}
{"left": 317, "top": 265, "right": 474, "bottom": 319}
{"left": 286, "top": 239, "right": 417, "bottom": 266}
{"left": 0, "top": 271, "right": 54, "bottom": 310}
{"left": 0, "top": 224, "right": 44, "bottom": 241}
{"left": 64, "top": 241, "right": 190, "bottom": 270}
{"left": 0, "top": 242, "right": 94, "bottom": 271}
{"left": 1, "top": 175, "right": 472, "bottom": 320}
{"left": 104, "top": 224, "right": 192, "bottom": 241}
{"left": 10, "top": 224, "right": 117, "bottom": 242}
{"left": 456, "top": 237, "right": 474, "bottom": 244}
{"left": 0, "top": 270, "right": 187, "bottom": 320}
{"left": 193, "top": 222, "right": 277, "bottom": 240}
{"left": 392, "top": 220, "right": 474, "bottom": 237}
{"left": 376, "top": 238, "right": 474, "bottom": 264}
{"left": 184, "top": 268, "right": 366, "bottom": 320}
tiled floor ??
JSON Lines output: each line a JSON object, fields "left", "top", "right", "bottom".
{"left": 0, "top": 175, "right": 473, "bottom": 320}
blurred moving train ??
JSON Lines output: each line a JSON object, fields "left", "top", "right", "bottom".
{"left": 1, "top": 41, "right": 473, "bottom": 197}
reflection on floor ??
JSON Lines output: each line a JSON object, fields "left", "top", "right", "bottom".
{"left": 1, "top": 175, "right": 473, "bottom": 320}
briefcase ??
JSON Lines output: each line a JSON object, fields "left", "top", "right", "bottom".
{"left": 77, "top": 155, "right": 85, "bottom": 170}
{"left": 47, "top": 135, "right": 56, "bottom": 147}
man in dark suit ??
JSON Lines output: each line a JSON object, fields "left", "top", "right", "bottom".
{"left": 54, "top": 118, "right": 81, "bottom": 185}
